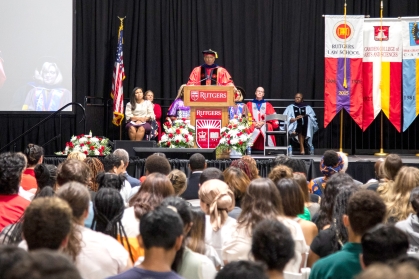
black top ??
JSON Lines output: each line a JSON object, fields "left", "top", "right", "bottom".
{"left": 310, "top": 227, "right": 341, "bottom": 258}
{"left": 181, "top": 172, "right": 201, "bottom": 200}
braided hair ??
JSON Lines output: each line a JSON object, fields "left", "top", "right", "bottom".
{"left": 84, "top": 157, "right": 104, "bottom": 192}
{"left": 91, "top": 188, "right": 134, "bottom": 262}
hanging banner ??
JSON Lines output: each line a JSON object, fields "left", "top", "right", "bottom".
{"left": 324, "top": 15, "right": 364, "bottom": 129}
{"left": 363, "top": 18, "right": 402, "bottom": 132}
{"left": 401, "top": 17, "right": 419, "bottom": 131}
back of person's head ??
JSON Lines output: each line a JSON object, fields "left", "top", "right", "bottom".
{"left": 200, "top": 167, "right": 224, "bottom": 184}
{"left": 410, "top": 187, "right": 419, "bottom": 216}
{"left": 239, "top": 178, "right": 283, "bottom": 232}
{"left": 268, "top": 164, "right": 293, "bottom": 184}
{"left": 0, "top": 246, "right": 30, "bottom": 279}
{"left": 361, "top": 224, "right": 409, "bottom": 267}
{"left": 230, "top": 159, "right": 253, "bottom": 180}
{"left": 35, "top": 186, "right": 55, "bottom": 198}
{"left": 199, "top": 179, "right": 235, "bottom": 232}
{"left": 23, "top": 197, "right": 72, "bottom": 251}
{"left": 223, "top": 167, "right": 250, "bottom": 201}
{"left": 66, "top": 151, "right": 86, "bottom": 161}
{"left": 102, "top": 154, "right": 123, "bottom": 173}
{"left": 273, "top": 157, "right": 308, "bottom": 177}
{"left": 0, "top": 152, "right": 26, "bottom": 194}
{"left": 145, "top": 154, "right": 171, "bottom": 175}
{"left": 83, "top": 157, "right": 104, "bottom": 192}
{"left": 347, "top": 190, "right": 386, "bottom": 236}
{"left": 320, "top": 150, "right": 343, "bottom": 177}
{"left": 34, "top": 164, "right": 57, "bottom": 189}
{"left": 275, "top": 178, "right": 305, "bottom": 216}
{"left": 189, "top": 153, "right": 206, "bottom": 171}
{"left": 23, "top": 143, "right": 44, "bottom": 167}
{"left": 96, "top": 171, "right": 125, "bottom": 191}
{"left": 241, "top": 155, "right": 259, "bottom": 179}
{"left": 56, "top": 182, "right": 90, "bottom": 220}
{"left": 113, "top": 148, "right": 129, "bottom": 165}
{"left": 215, "top": 261, "right": 268, "bottom": 279}
{"left": 56, "top": 159, "right": 92, "bottom": 187}
{"left": 4, "top": 249, "right": 82, "bottom": 279}
{"left": 161, "top": 196, "right": 192, "bottom": 232}
{"left": 131, "top": 173, "right": 174, "bottom": 217}
{"left": 168, "top": 169, "right": 187, "bottom": 196}
{"left": 383, "top": 154, "right": 403, "bottom": 180}
{"left": 375, "top": 158, "right": 385, "bottom": 179}
{"left": 140, "top": 206, "right": 184, "bottom": 250}
{"left": 392, "top": 166, "right": 419, "bottom": 196}
{"left": 293, "top": 172, "right": 310, "bottom": 202}
{"left": 92, "top": 187, "right": 124, "bottom": 236}
{"left": 186, "top": 208, "right": 206, "bottom": 254}
{"left": 252, "top": 219, "right": 295, "bottom": 272}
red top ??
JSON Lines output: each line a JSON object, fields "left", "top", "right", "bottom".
{"left": 153, "top": 103, "right": 162, "bottom": 141}
{"left": 21, "top": 168, "right": 37, "bottom": 191}
{"left": 0, "top": 194, "right": 30, "bottom": 231}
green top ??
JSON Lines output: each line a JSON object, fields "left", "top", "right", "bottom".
{"left": 297, "top": 206, "right": 311, "bottom": 221}
{"left": 309, "top": 242, "right": 363, "bottom": 279}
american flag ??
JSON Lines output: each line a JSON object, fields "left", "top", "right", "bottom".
{"left": 111, "top": 22, "right": 125, "bottom": 126}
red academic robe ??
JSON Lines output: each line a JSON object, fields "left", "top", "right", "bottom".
{"left": 186, "top": 66, "right": 234, "bottom": 86}
{"left": 246, "top": 101, "right": 279, "bottom": 150}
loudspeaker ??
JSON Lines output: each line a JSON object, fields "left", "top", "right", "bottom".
{"left": 133, "top": 147, "right": 216, "bottom": 160}
{"left": 113, "top": 140, "right": 157, "bottom": 157}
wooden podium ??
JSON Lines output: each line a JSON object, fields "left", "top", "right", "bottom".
{"left": 183, "top": 86, "right": 235, "bottom": 148}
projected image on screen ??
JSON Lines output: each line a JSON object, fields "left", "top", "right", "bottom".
{"left": 0, "top": 0, "right": 72, "bottom": 112}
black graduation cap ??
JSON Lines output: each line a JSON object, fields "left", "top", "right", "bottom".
{"left": 202, "top": 49, "right": 218, "bottom": 58}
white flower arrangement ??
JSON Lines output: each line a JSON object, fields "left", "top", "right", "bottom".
{"left": 218, "top": 116, "right": 252, "bottom": 155}
{"left": 159, "top": 118, "right": 195, "bottom": 148}
{"left": 55, "top": 131, "right": 111, "bottom": 156}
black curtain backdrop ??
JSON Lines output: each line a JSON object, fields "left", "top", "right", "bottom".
{"left": 1, "top": 0, "right": 419, "bottom": 154}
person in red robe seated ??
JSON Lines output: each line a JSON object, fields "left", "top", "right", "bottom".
{"left": 246, "top": 87, "right": 279, "bottom": 151}
{"left": 186, "top": 49, "right": 234, "bottom": 86}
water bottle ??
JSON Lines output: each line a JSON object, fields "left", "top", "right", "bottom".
{"left": 246, "top": 143, "right": 252, "bottom": 155}
{"left": 288, "top": 145, "right": 293, "bottom": 157}
{"left": 310, "top": 145, "right": 314, "bottom": 155}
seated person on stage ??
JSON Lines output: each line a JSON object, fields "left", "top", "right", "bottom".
{"left": 145, "top": 90, "right": 161, "bottom": 141}
{"left": 186, "top": 49, "right": 234, "bottom": 86}
{"left": 283, "top": 92, "right": 318, "bottom": 155}
{"left": 167, "top": 84, "right": 190, "bottom": 122}
{"left": 246, "top": 87, "right": 279, "bottom": 150}
{"left": 125, "top": 87, "right": 155, "bottom": 141}
{"left": 228, "top": 86, "right": 249, "bottom": 119}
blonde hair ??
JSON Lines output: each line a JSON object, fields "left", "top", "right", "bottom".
{"left": 168, "top": 169, "right": 187, "bottom": 196}
{"left": 385, "top": 166, "right": 419, "bottom": 222}
{"left": 175, "top": 84, "right": 187, "bottom": 99}
{"left": 268, "top": 165, "right": 293, "bottom": 184}
{"left": 199, "top": 179, "right": 235, "bottom": 232}
{"left": 67, "top": 151, "right": 87, "bottom": 161}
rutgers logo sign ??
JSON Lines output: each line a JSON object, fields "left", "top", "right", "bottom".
{"left": 191, "top": 91, "right": 199, "bottom": 101}
{"left": 196, "top": 120, "right": 221, "bottom": 148}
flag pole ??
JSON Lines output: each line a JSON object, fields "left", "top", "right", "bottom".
{"left": 375, "top": 1, "right": 387, "bottom": 156}
{"left": 339, "top": 0, "right": 348, "bottom": 155}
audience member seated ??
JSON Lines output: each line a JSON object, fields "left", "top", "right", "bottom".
{"left": 4, "top": 249, "right": 82, "bottom": 279}
{"left": 223, "top": 167, "right": 250, "bottom": 219}
{"left": 357, "top": 263, "right": 419, "bottom": 279}
{"left": 168, "top": 169, "right": 187, "bottom": 196}
{"left": 107, "top": 206, "right": 184, "bottom": 279}
{"left": 396, "top": 187, "right": 419, "bottom": 249}
{"left": 122, "top": 173, "right": 174, "bottom": 262}
{"left": 383, "top": 166, "right": 419, "bottom": 224}
{"left": 376, "top": 153, "right": 403, "bottom": 197}
{"left": 241, "top": 155, "right": 260, "bottom": 180}
{"left": 308, "top": 150, "right": 344, "bottom": 196}
{"left": 223, "top": 178, "right": 306, "bottom": 273}
{"left": 34, "top": 164, "right": 57, "bottom": 196}
{"left": 0, "top": 152, "right": 30, "bottom": 231}
{"left": 308, "top": 185, "right": 359, "bottom": 267}
{"left": 67, "top": 151, "right": 87, "bottom": 161}
{"left": 167, "top": 84, "right": 190, "bottom": 122}
{"left": 199, "top": 179, "right": 236, "bottom": 264}
{"left": 200, "top": 167, "right": 224, "bottom": 185}
{"left": 361, "top": 224, "right": 409, "bottom": 268}
{"left": 125, "top": 87, "right": 155, "bottom": 141}
{"left": 0, "top": 246, "right": 30, "bottom": 279}
{"left": 84, "top": 157, "right": 105, "bottom": 192}
{"left": 230, "top": 159, "right": 254, "bottom": 181}
{"left": 181, "top": 153, "right": 206, "bottom": 200}
{"left": 294, "top": 172, "right": 320, "bottom": 218}
{"left": 57, "top": 182, "right": 132, "bottom": 279}
{"left": 283, "top": 93, "right": 318, "bottom": 154}
{"left": 309, "top": 190, "right": 386, "bottom": 279}
{"left": 114, "top": 149, "right": 140, "bottom": 187}
{"left": 102, "top": 154, "right": 132, "bottom": 205}
{"left": 268, "top": 164, "right": 293, "bottom": 184}
{"left": 337, "top": 152, "right": 363, "bottom": 185}
{"left": 21, "top": 143, "right": 44, "bottom": 192}
{"left": 215, "top": 261, "right": 268, "bottom": 279}
{"left": 140, "top": 153, "right": 172, "bottom": 183}
{"left": 246, "top": 87, "right": 279, "bottom": 150}
{"left": 252, "top": 219, "right": 296, "bottom": 279}
{"left": 276, "top": 178, "right": 318, "bottom": 245}
{"left": 161, "top": 197, "right": 217, "bottom": 279}
{"left": 186, "top": 208, "right": 222, "bottom": 269}
{"left": 145, "top": 90, "right": 162, "bottom": 141}
{"left": 363, "top": 158, "right": 385, "bottom": 191}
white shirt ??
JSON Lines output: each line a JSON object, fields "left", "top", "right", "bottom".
{"left": 120, "top": 180, "right": 132, "bottom": 207}
{"left": 18, "top": 186, "right": 34, "bottom": 201}
{"left": 204, "top": 215, "right": 237, "bottom": 264}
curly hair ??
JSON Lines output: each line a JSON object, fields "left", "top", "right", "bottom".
{"left": 241, "top": 155, "right": 259, "bottom": 180}
{"left": 145, "top": 154, "right": 171, "bottom": 175}
{"left": 66, "top": 151, "right": 86, "bottom": 161}
{"left": 23, "top": 143, "right": 44, "bottom": 167}
{"left": 0, "top": 152, "right": 26, "bottom": 194}
{"left": 84, "top": 157, "right": 104, "bottom": 192}
{"left": 268, "top": 165, "right": 293, "bottom": 184}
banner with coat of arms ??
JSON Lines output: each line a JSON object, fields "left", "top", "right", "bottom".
{"left": 195, "top": 109, "right": 222, "bottom": 148}
{"left": 324, "top": 15, "right": 364, "bottom": 129}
